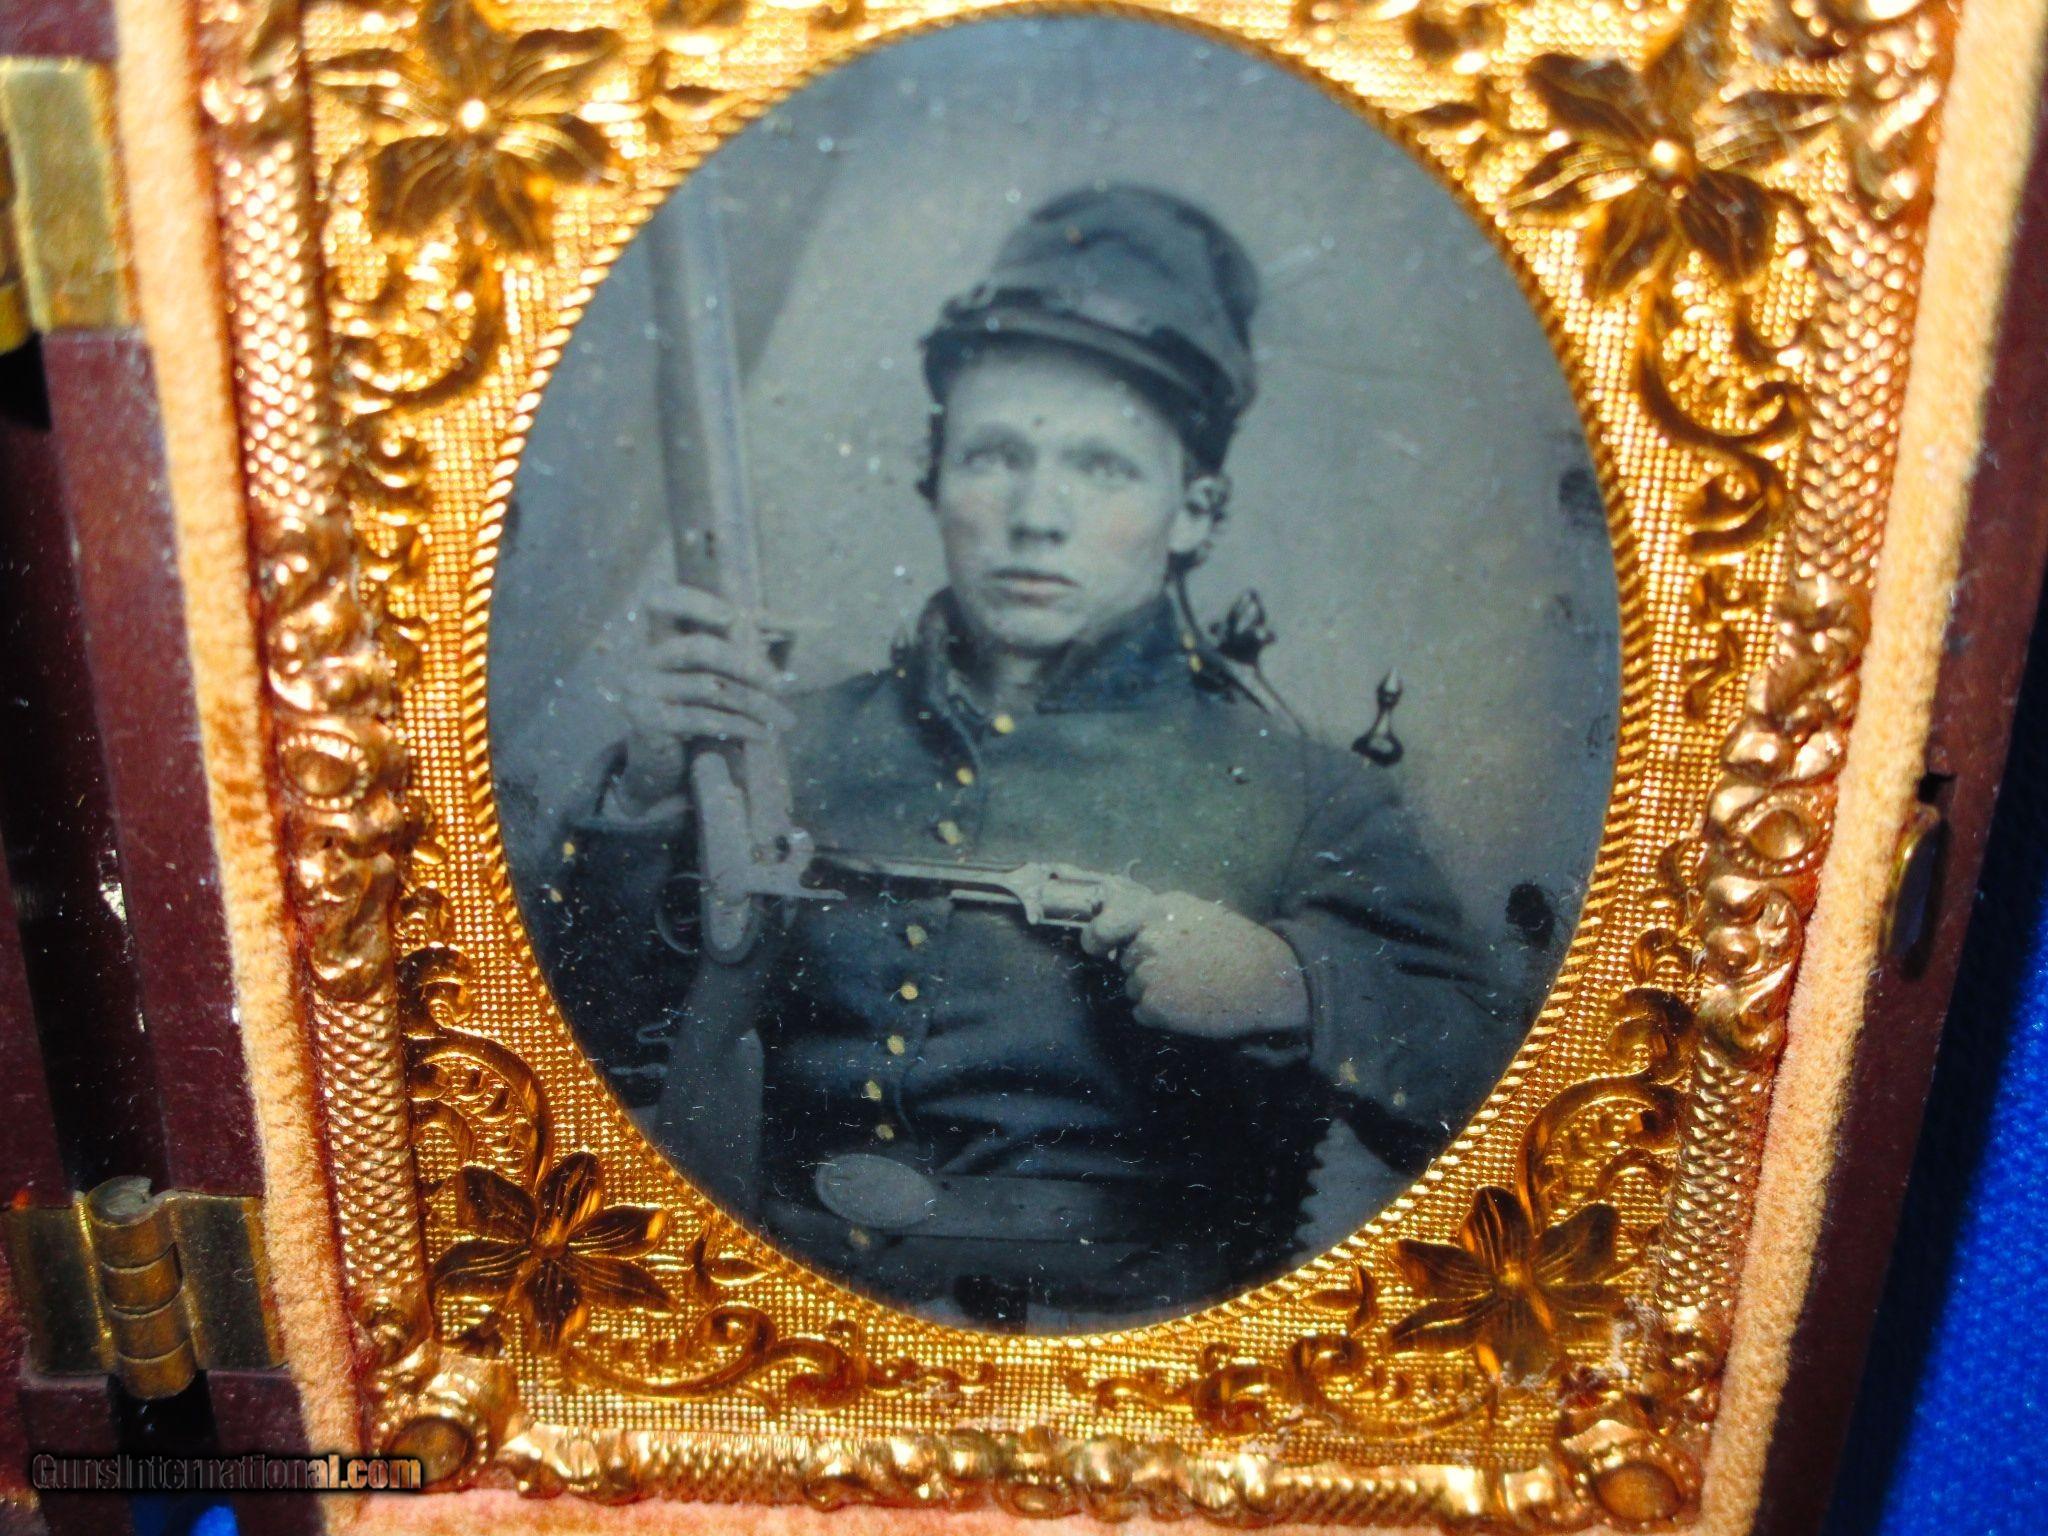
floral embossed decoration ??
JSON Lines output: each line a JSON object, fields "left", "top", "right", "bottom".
{"left": 434, "top": 1153, "right": 673, "bottom": 1353}
{"left": 1505, "top": 37, "right": 1835, "bottom": 295}
{"left": 1391, "top": 1187, "right": 1629, "bottom": 1384}
{"left": 318, "top": 0, "right": 620, "bottom": 253}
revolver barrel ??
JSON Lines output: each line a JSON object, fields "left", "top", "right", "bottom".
{"left": 813, "top": 852, "right": 1115, "bottom": 928}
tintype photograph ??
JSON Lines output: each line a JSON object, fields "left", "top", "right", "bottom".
{"left": 489, "top": 15, "right": 1621, "bottom": 1331}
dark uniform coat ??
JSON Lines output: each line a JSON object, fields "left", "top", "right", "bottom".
{"left": 545, "top": 593, "right": 1513, "bottom": 1327}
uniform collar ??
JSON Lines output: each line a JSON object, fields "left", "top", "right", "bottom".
{"left": 892, "top": 589, "right": 1216, "bottom": 720}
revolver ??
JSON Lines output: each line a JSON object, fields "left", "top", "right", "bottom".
{"left": 812, "top": 851, "right": 1118, "bottom": 928}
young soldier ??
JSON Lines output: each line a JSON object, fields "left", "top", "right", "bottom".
{"left": 549, "top": 186, "right": 1510, "bottom": 1328}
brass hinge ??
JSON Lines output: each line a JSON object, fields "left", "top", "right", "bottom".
{"left": 2, "top": 1180, "right": 282, "bottom": 1400}
{"left": 0, "top": 56, "right": 134, "bottom": 355}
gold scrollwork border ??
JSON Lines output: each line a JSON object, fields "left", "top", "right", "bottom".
{"left": 194, "top": 0, "right": 1948, "bottom": 1520}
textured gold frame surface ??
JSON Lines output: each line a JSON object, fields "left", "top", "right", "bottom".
{"left": 192, "top": 0, "right": 1956, "bottom": 1522}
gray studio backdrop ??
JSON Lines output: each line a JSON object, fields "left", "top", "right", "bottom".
{"left": 489, "top": 14, "right": 1621, "bottom": 993}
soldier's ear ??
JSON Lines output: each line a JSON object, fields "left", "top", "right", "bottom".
{"left": 1171, "top": 473, "right": 1229, "bottom": 561}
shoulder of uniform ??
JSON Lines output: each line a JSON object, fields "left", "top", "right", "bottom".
{"left": 784, "top": 668, "right": 896, "bottom": 746}
{"left": 796, "top": 668, "right": 895, "bottom": 706}
{"left": 1191, "top": 693, "right": 1401, "bottom": 807}
{"left": 1301, "top": 734, "right": 1411, "bottom": 817}
{"left": 1182, "top": 684, "right": 1323, "bottom": 775}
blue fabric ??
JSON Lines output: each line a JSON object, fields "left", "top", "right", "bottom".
{"left": 133, "top": 1496, "right": 234, "bottom": 1536}
{"left": 1826, "top": 608, "right": 2048, "bottom": 1534}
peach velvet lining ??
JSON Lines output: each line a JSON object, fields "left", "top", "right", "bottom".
{"left": 108, "top": 0, "right": 2046, "bottom": 1525}
{"left": 110, "top": 0, "right": 363, "bottom": 1466}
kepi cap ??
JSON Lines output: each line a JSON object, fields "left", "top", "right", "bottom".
{"left": 922, "top": 185, "right": 1260, "bottom": 470}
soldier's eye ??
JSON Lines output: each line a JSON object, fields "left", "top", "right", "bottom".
{"left": 958, "top": 440, "right": 1026, "bottom": 472}
{"left": 1074, "top": 448, "right": 1141, "bottom": 483}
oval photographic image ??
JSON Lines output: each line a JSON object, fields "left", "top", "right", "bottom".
{"left": 489, "top": 15, "right": 1622, "bottom": 1332}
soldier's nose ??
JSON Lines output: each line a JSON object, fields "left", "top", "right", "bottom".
{"left": 1007, "top": 518, "right": 1067, "bottom": 544}
{"left": 1007, "top": 479, "right": 1073, "bottom": 540}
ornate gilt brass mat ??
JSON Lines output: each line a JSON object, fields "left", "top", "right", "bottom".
{"left": 193, "top": 0, "right": 1954, "bottom": 1520}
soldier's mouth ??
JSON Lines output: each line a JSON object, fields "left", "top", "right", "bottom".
{"left": 985, "top": 569, "right": 1078, "bottom": 603}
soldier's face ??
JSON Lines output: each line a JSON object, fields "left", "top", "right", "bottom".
{"left": 932, "top": 345, "right": 1213, "bottom": 660}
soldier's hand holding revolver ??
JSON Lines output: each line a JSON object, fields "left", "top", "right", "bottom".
{"left": 1081, "top": 881, "right": 1311, "bottom": 1040}
{"left": 616, "top": 581, "right": 796, "bottom": 817}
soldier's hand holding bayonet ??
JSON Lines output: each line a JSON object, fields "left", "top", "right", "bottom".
{"left": 616, "top": 580, "right": 795, "bottom": 817}
{"left": 1080, "top": 880, "right": 1311, "bottom": 1040}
